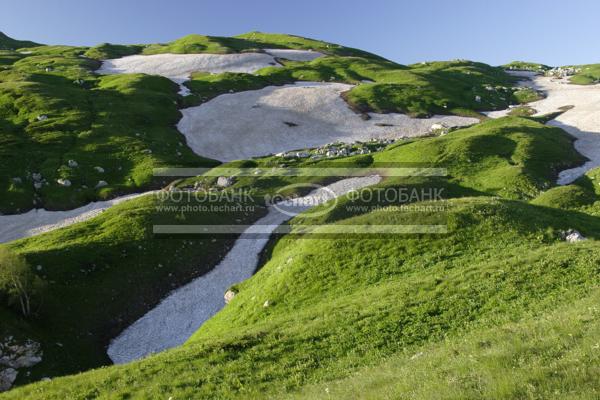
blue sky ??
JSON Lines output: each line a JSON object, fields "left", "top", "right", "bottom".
{"left": 2, "top": 0, "right": 599, "bottom": 66}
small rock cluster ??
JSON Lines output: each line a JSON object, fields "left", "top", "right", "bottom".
{"left": 274, "top": 138, "right": 398, "bottom": 160}
{"left": 31, "top": 172, "right": 47, "bottom": 190}
{"left": 10, "top": 161, "right": 109, "bottom": 194}
{"left": 507, "top": 64, "right": 546, "bottom": 72}
{"left": 0, "top": 337, "right": 42, "bottom": 392}
{"left": 547, "top": 67, "right": 581, "bottom": 78}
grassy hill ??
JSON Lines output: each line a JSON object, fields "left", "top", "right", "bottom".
{"left": 0, "top": 32, "right": 597, "bottom": 398}
{"left": 184, "top": 57, "right": 526, "bottom": 117}
{"left": 503, "top": 60, "right": 551, "bottom": 72}
{"left": 1, "top": 116, "right": 597, "bottom": 397}
{"left": 0, "top": 32, "right": 40, "bottom": 50}
{"left": 84, "top": 31, "right": 384, "bottom": 60}
{"left": 288, "top": 288, "right": 600, "bottom": 399}
{"left": 3, "top": 173, "right": 599, "bottom": 398}
{"left": 0, "top": 32, "right": 538, "bottom": 214}
{"left": 568, "top": 64, "right": 600, "bottom": 85}
{"left": 0, "top": 43, "right": 218, "bottom": 214}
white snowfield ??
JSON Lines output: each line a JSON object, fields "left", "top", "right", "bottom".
{"left": 97, "top": 49, "right": 323, "bottom": 95}
{"left": 107, "top": 175, "right": 382, "bottom": 364}
{"left": 487, "top": 71, "right": 600, "bottom": 185}
{"left": 177, "top": 82, "right": 479, "bottom": 161}
{"left": 0, "top": 192, "right": 157, "bottom": 244}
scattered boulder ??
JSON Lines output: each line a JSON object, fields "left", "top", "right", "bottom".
{"left": 93, "top": 166, "right": 105, "bottom": 173}
{"left": 429, "top": 123, "right": 449, "bottom": 135}
{"left": 36, "top": 115, "right": 48, "bottom": 121}
{"left": 216, "top": 176, "right": 234, "bottom": 188}
{"left": 563, "top": 229, "right": 586, "bottom": 243}
{"left": 475, "top": 95, "right": 482, "bottom": 103}
{"left": 11, "top": 177, "right": 22, "bottom": 185}
{"left": 0, "top": 338, "right": 42, "bottom": 392}
{"left": 57, "top": 178, "right": 71, "bottom": 187}
{"left": 95, "top": 180, "right": 108, "bottom": 189}
{"left": 224, "top": 290, "right": 236, "bottom": 304}
{"left": 67, "top": 160, "right": 78, "bottom": 168}
{"left": 33, "top": 182, "right": 43, "bottom": 190}
{"left": 32, "top": 173, "right": 42, "bottom": 182}
{"left": 547, "top": 67, "right": 580, "bottom": 78}
{"left": 0, "top": 368, "right": 17, "bottom": 392}
{"left": 263, "top": 300, "right": 270, "bottom": 308}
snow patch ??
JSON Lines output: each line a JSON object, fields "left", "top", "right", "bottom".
{"left": 487, "top": 72, "right": 600, "bottom": 185}
{"left": 263, "top": 48, "right": 323, "bottom": 62}
{"left": 177, "top": 82, "right": 479, "bottom": 161}
{"left": 107, "top": 175, "right": 381, "bottom": 364}
{"left": 97, "top": 50, "right": 323, "bottom": 96}
{"left": 0, "top": 192, "right": 158, "bottom": 244}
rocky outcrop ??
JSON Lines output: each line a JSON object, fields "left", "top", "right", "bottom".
{"left": 564, "top": 229, "right": 586, "bottom": 243}
{"left": 0, "top": 337, "right": 42, "bottom": 392}
{"left": 216, "top": 176, "right": 235, "bottom": 188}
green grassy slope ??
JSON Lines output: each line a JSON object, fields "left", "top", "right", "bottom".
{"left": 0, "top": 44, "right": 217, "bottom": 214}
{"left": 374, "top": 117, "right": 584, "bottom": 199}
{"left": 568, "top": 64, "right": 600, "bottom": 85}
{"left": 1, "top": 32, "right": 534, "bottom": 214}
{"left": 0, "top": 32, "right": 41, "bottom": 50}
{"left": 288, "top": 288, "right": 600, "bottom": 400}
{"left": 532, "top": 166, "right": 600, "bottom": 214}
{"left": 1, "top": 192, "right": 266, "bottom": 381}
{"left": 2, "top": 117, "right": 597, "bottom": 397}
{"left": 184, "top": 57, "right": 528, "bottom": 117}
{"left": 83, "top": 32, "right": 384, "bottom": 60}
{"left": 5, "top": 194, "right": 599, "bottom": 398}
{"left": 0, "top": 32, "right": 596, "bottom": 398}
{"left": 503, "top": 60, "right": 551, "bottom": 72}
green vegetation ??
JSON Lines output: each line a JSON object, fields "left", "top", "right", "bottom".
{"left": 82, "top": 32, "right": 383, "bottom": 60}
{"left": 502, "top": 60, "right": 551, "bottom": 72}
{"left": 0, "top": 193, "right": 265, "bottom": 382}
{"left": 0, "top": 32, "right": 537, "bottom": 214}
{"left": 374, "top": 117, "right": 584, "bottom": 200}
{"left": 512, "top": 87, "right": 542, "bottom": 104}
{"left": 1, "top": 117, "right": 597, "bottom": 397}
{"left": 0, "top": 44, "right": 217, "bottom": 214}
{"left": 0, "top": 247, "right": 44, "bottom": 317}
{"left": 288, "top": 289, "right": 600, "bottom": 400}
{"left": 83, "top": 43, "right": 144, "bottom": 60}
{"left": 184, "top": 57, "right": 528, "bottom": 118}
{"left": 5, "top": 188, "right": 599, "bottom": 398}
{"left": 0, "top": 32, "right": 597, "bottom": 398}
{"left": 235, "top": 31, "right": 384, "bottom": 59}
{"left": 569, "top": 64, "right": 600, "bottom": 85}
{"left": 532, "top": 166, "right": 600, "bottom": 213}
{"left": 0, "top": 32, "right": 41, "bottom": 51}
